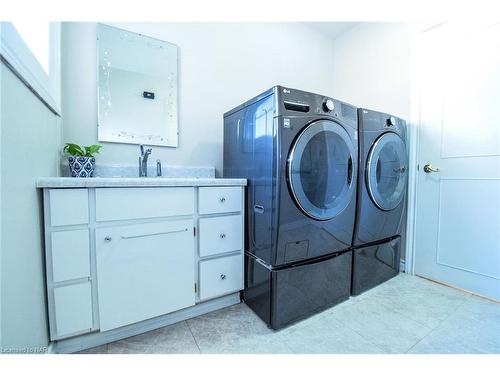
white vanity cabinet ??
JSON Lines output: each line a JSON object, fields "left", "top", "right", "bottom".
{"left": 39, "top": 179, "right": 245, "bottom": 345}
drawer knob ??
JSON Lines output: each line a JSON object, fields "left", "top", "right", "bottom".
{"left": 220, "top": 274, "right": 226, "bottom": 280}
{"left": 219, "top": 197, "right": 226, "bottom": 203}
{"left": 104, "top": 236, "right": 112, "bottom": 243}
{"left": 220, "top": 233, "right": 226, "bottom": 239}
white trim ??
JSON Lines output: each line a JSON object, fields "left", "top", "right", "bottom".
{"left": 0, "top": 22, "right": 60, "bottom": 115}
{"left": 405, "top": 25, "right": 424, "bottom": 275}
{"left": 46, "top": 342, "right": 56, "bottom": 354}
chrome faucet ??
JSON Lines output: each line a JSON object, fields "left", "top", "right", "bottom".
{"left": 139, "top": 145, "right": 152, "bottom": 177}
{"left": 156, "top": 159, "right": 162, "bottom": 177}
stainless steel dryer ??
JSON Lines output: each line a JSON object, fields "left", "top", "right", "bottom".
{"left": 352, "top": 108, "right": 408, "bottom": 295}
{"left": 223, "top": 86, "right": 358, "bottom": 328}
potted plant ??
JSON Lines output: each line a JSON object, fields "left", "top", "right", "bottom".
{"left": 63, "top": 143, "right": 102, "bottom": 177}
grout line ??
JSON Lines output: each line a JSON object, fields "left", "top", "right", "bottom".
{"left": 365, "top": 274, "right": 472, "bottom": 328}
{"left": 323, "top": 280, "right": 450, "bottom": 353}
{"left": 185, "top": 319, "right": 202, "bottom": 354}
{"left": 375, "top": 291, "right": 471, "bottom": 331}
{"left": 326, "top": 313, "right": 389, "bottom": 354}
{"left": 404, "top": 329, "right": 435, "bottom": 353}
{"left": 405, "top": 298, "right": 495, "bottom": 355}
{"left": 403, "top": 292, "right": 473, "bottom": 353}
{"left": 403, "top": 310, "right": 455, "bottom": 354}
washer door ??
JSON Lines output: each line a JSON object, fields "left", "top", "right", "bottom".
{"left": 366, "top": 132, "right": 408, "bottom": 211}
{"left": 287, "top": 120, "right": 356, "bottom": 221}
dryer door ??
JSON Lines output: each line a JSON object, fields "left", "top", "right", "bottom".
{"left": 287, "top": 119, "right": 357, "bottom": 221}
{"left": 366, "top": 132, "right": 408, "bottom": 211}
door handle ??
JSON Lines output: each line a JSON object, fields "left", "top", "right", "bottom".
{"left": 254, "top": 205, "right": 264, "bottom": 214}
{"left": 120, "top": 228, "right": 188, "bottom": 240}
{"left": 423, "top": 164, "right": 439, "bottom": 173}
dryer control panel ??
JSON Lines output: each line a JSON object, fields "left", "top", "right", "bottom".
{"left": 277, "top": 86, "right": 357, "bottom": 129}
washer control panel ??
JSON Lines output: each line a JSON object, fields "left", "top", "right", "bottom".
{"left": 323, "top": 99, "right": 335, "bottom": 112}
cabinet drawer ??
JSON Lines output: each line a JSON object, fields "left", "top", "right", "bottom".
{"left": 199, "top": 215, "right": 242, "bottom": 257}
{"left": 51, "top": 229, "right": 90, "bottom": 282}
{"left": 95, "top": 187, "right": 194, "bottom": 222}
{"left": 53, "top": 282, "right": 93, "bottom": 339}
{"left": 199, "top": 187, "right": 242, "bottom": 215}
{"left": 199, "top": 254, "right": 243, "bottom": 301}
{"left": 49, "top": 189, "right": 89, "bottom": 226}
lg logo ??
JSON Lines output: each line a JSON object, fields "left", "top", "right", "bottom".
{"left": 283, "top": 88, "right": 290, "bottom": 94}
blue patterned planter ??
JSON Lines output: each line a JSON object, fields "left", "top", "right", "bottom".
{"left": 68, "top": 156, "right": 96, "bottom": 177}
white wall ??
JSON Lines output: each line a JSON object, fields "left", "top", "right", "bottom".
{"left": 61, "top": 22, "right": 337, "bottom": 175}
{"left": 331, "top": 23, "right": 415, "bottom": 261}
{"left": 0, "top": 62, "right": 62, "bottom": 351}
{"left": 332, "top": 23, "right": 414, "bottom": 120}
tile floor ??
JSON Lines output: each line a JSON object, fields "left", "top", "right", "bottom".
{"left": 78, "top": 274, "right": 500, "bottom": 354}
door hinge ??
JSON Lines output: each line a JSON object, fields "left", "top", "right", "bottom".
{"left": 193, "top": 227, "right": 196, "bottom": 236}
{"left": 194, "top": 283, "right": 197, "bottom": 293}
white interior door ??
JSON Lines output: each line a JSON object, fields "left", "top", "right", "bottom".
{"left": 414, "top": 22, "right": 500, "bottom": 301}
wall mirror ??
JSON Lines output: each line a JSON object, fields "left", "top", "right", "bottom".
{"left": 97, "top": 24, "right": 178, "bottom": 147}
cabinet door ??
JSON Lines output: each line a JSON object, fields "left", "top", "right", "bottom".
{"left": 96, "top": 220, "right": 195, "bottom": 331}
{"left": 51, "top": 229, "right": 90, "bottom": 282}
{"left": 53, "top": 282, "right": 93, "bottom": 338}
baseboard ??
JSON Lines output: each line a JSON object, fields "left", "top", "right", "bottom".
{"left": 52, "top": 292, "right": 241, "bottom": 354}
{"left": 400, "top": 258, "right": 406, "bottom": 273}
{"left": 46, "top": 342, "right": 56, "bottom": 354}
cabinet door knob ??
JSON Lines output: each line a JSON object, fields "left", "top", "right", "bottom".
{"left": 104, "top": 236, "right": 112, "bottom": 243}
{"left": 220, "top": 233, "right": 226, "bottom": 239}
{"left": 219, "top": 197, "right": 226, "bottom": 203}
{"left": 220, "top": 274, "right": 226, "bottom": 280}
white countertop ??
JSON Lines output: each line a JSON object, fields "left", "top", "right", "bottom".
{"left": 37, "top": 177, "right": 247, "bottom": 188}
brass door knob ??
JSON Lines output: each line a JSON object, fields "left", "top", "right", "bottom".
{"left": 423, "top": 164, "right": 439, "bottom": 173}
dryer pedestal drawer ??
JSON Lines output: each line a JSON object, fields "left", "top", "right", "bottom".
{"left": 199, "top": 254, "right": 243, "bottom": 301}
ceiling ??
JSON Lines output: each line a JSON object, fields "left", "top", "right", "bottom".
{"left": 303, "top": 22, "right": 360, "bottom": 40}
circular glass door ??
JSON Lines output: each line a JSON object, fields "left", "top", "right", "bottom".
{"left": 366, "top": 132, "right": 408, "bottom": 211}
{"left": 287, "top": 120, "right": 356, "bottom": 221}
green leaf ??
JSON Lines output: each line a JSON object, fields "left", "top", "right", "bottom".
{"left": 84, "top": 144, "right": 102, "bottom": 157}
{"left": 64, "top": 143, "right": 102, "bottom": 157}
{"left": 63, "top": 143, "right": 85, "bottom": 157}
